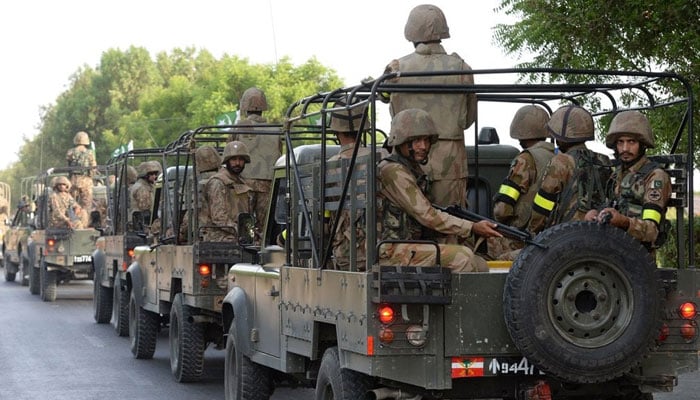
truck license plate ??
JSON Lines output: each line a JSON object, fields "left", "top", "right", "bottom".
{"left": 73, "top": 255, "right": 92, "bottom": 263}
{"left": 451, "top": 356, "right": 544, "bottom": 378}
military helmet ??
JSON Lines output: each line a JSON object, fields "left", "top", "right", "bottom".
{"left": 126, "top": 165, "right": 138, "bottom": 185}
{"left": 605, "top": 110, "right": 654, "bottom": 149}
{"left": 239, "top": 87, "right": 268, "bottom": 113}
{"left": 74, "top": 131, "right": 90, "bottom": 145}
{"left": 330, "top": 98, "right": 369, "bottom": 133}
{"left": 386, "top": 108, "right": 439, "bottom": 148}
{"left": 52, "top": 175, "right": 71, "bottom": 190}
{"left": 546, "top": 105, "right": 594, "bottom": 143}
{"left": 404, "top": 4, "right": 450, "bottom": 43}
{"left": 222, "top": 141, "right": 251, "bottom": 164}
{"left": 510, "top": 105, "right": 550, "bottom": 140}
{"left": 195, "top": 145, "right": 222, "bottom": 173}
{"left": 137, "top": 161, "right": 162, "bottom": 177}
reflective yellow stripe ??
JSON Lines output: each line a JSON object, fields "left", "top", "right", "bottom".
{"left": 498, "top": 185, "right": 520, "bottom": 201}
{"left": 281, "top": 229, "right": 287, "bottom": 240}
{"left": 642, "top": 208, "right": 662, "bottom": 224}
{"left": 324, "top": 210, "right": 331, "bottom": 218}
{"left": 533, "top": 193, "right": 555, "bottom": 211}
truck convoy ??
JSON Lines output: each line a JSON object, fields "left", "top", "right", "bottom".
{"left": 218, "top": 69, "right": 698, "bottom": 400}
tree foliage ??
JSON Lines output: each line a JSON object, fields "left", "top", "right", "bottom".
{"left": 0, "top": 48, "right": 343, "bottom": 204}
{"left": 494, "top": 0, "right": 700, "bottom": 166}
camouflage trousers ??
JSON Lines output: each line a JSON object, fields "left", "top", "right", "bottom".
{"left": 70, "top": 175, "right": 93, "bottom": 210}
{"left": 379, "top": 242, "right": 488, "bottom": 272}
{"left": 485, "top": 236, "right": 524, "bottom": 261}
{"left": 247, "top": 179, "right": 271, "bottom": 240}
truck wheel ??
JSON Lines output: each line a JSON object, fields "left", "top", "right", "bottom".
{"left": 92, "top": 271, "right": 113, "bottom": 324}
{"left": 20, "top": 255, "right": 29, "bottom": 286}
{"left": 40, "top": 259, "right": 57, "bottom": 302}
{"left": 29, "top": 258, "right": 39, "bottom": 295}
{"left": 170, "top": 293, "right": 205, "bottom": 382}
{"left": 129, "top": 291, "right": 159, "bottom": 359}
{"left": 225, "top": 319, "right": 272, "bottom": 400}
{"left": 112, "top": 281, "right": 129, "bottom": 337}
{"left": 315, "top": 347, "right": 373, "bottom": 400}
{"left": 504, "top": 222, "right": 660, "bottom": 384}
{"left": 4, "top": 252, "right": 16, "bottom": 282}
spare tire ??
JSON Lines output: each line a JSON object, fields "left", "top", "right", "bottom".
{"left": 504, "top": 221, "right": 660, "bottom": 383}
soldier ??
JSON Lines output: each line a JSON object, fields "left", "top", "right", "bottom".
{"left": 204, "top": 141, "right": 252, "bottom": 242}
{"left": 326, "top": 98, "right": 372, "bottom": 270}
{"left": 228, "top": 87, "right": 281, "bottom": 239}
{"left": 15, "top": 197, "right": 32, "bottom": 227}
{"left": 384, "top": 4, "right": 477, "bottom": 241}
{"left": 179, "top": 145, "right": 221, "bottom": 242}
{"left": 66, "top": 131, "right": 97, "bottom": 211}
{"left": 48, "top": 176, "right": 78, "bottom": 229}
{"left": 586, "top": 111, "right": 671, "bottom": 252}
{"left": 377, "top": 108, "right": 500, "bottom": 272}
{"left": 528, "top": 105, "right": 612, "bottom": 234}
{"left": 129, "top": 161, "right": 161, "bottom": 232}
{"left": 488, "top": 105, "right": 554, "bottom": 260}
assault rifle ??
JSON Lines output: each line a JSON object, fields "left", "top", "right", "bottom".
{"left": 433, "top": 204, "right": 545, "bottom": 248}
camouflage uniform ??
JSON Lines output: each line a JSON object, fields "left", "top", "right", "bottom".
{"left": 129, "top": 161, "right": 160, "bottom": 233}
{"left": 204, "top": 168, "right": 251, "bottom": 242}
{"left": 528, "top": 106, "right": 611, "bottom": 234}
{"left": 229, "top": 113, "right": 280, "bottom": 235}
{"left": 48, "top": 178, "right": 76, "bottom": 229}
{"left": 179, "top": 146, "right": 221, "bottom": 242}
{"left": 384, "top": 4, "right": 477, "bottom": 215}
{"left": 377, "top": 108, "right": 487, "bottom": 272}
{"left": 66, "top": 146, "right": 96, "bottom": 210}
{"left": 327, "top": 144, "right": 371, "bottom": 270}
{"left": 489, "top": 105, "right": 554, "bottom": 260}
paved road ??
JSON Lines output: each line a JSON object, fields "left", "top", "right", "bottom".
{"left": 0, "top": 271, "right": 697, "bottom": 400}
{"left": 0, "top": 275, "right": 313, "bottom": 400}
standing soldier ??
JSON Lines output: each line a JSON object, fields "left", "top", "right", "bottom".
{"left": 377, "top": 109, "right": 500, "bottom": 272}
{"left": 48, "top": 176, "right": 78, "bottom": 229}
{"left": 488, "top": 105, "right": 554, "bottom": 260}
{"left": 586, "top": 111, "right": 671, "bottom": 253}
{"left": 384, "top": 4, "right": 477, "bottom": 244}
{"left": 66, "top": 131, "right": 97, "bottom": 211}
{"left": 204, "top": 141, "right": 252, "bottom": 242}
{"left": 129, "top": 161, "right": 161, "bottom": 232}
{"left": 228, "top": 87, "right": 281, "bottom": 240}
{"left": 528, "top": 105, "right": 612, "bottom": 234}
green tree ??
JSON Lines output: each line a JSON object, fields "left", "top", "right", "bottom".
{"left": 494, "top": 0, "right": 700, "bottom": 165}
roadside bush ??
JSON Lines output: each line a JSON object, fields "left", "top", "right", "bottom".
{"left": 656, "top": 216, "right": 700, "bottom": 268}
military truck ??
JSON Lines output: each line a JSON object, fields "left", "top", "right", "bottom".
{"left": 221, "top": 69, "right": 698, "bottom": 400}
{"left": 0, "top": 181, "right": 11, "bottom": 262}
{"left": 126, "top": 127, "right": 285, "bottom": 382}
{"left": 2, "top": 177, "right": 38, "bottom": 285}
{"left": 27, "top": 166, "right": 106, "bottom": 301}
{"left": 92, "top": 148, "right": 163, "bottom": 336}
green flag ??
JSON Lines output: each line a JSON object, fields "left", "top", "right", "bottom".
{"left": 216, "top": 111, "right": 238, "bottom": 126}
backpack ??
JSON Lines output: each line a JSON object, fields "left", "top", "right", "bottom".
{"left": 550, "top": 148, "right": 612, "bottom": 225}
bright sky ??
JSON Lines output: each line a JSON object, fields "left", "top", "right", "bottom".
{"left": 1, "top": 0, "right": 697, "bottom": 189}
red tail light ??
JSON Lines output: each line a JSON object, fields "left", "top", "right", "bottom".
{"left": 379, "top": 327, "right": 394, "bottom": 344}
{"left": 679, "top": 302, "right": 697, "bottom": 320}
{"left": 680, "top": 322, "right": 698, "bottom": 341}
{"left": 657, "top": 323, "right": 670, "bottom": 342}
{"left": 378, "top": 304, "right": 395, "bottom": 325}
{"left": 198, "top": 264, "right": 211, "bottom": 276}
{"left": 127, "top": 248, "right": 135, "bottom": 258}
{"left": 47, "top": 238, "right": 56, "bottom": 247}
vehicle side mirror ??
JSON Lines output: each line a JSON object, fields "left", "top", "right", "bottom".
{"left": 237, "top": 213, "right": 255, "bottom": 246}
{"left": 478, "top": 127, "right": 500, "bottom": 145}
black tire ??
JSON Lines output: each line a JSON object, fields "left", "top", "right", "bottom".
{"left": 4, "top": 252, "right": 16, "bottom": 282}
{"left": 40, "top": 259, "right": 57, "bottom": 302}
{"left": 20, "top": 254, "right": 29, "bottom": 286}
{"left": 225, "top": 319, "right": 272, "bottom": 400}
{"left": 504, "top": 222, "right": 660, "bottom": 384}
{"left": 93, "top": 271, "right": 113, "bottom": 324}
{"left": 129, "top": 290, "right": 159, "bottom": 359}
{"left": 314, "top": 347, "right": 373, "bottom": 400}
{"left": 112, "top": 280, "right": 129, "bottom": 337}
{"left": 170, "top": 293, "right": 206, "bottom": 382}
{"left": 28, "top": 257, "right": 39, "bottom": 295}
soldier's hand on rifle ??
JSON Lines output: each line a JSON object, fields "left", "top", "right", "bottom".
{"left": 597, "top": 207, "right": 630, "bottom": 229}
{"left": 471, "top": 220, "right": 502, "bottom": 238}
{"left": 584, "top": 209, "right": 599, "bottom": 221}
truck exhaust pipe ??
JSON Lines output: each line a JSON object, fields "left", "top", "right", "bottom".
{"left": 364, "top": 388, "right": 422, "bottom": 400}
